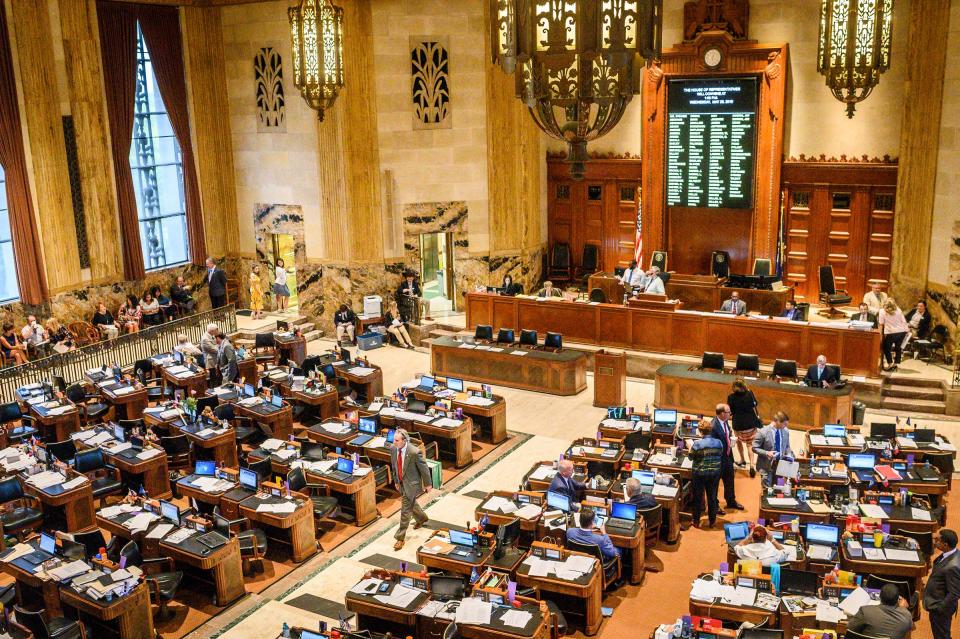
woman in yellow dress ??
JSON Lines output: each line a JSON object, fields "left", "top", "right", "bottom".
{"left": 250, "top": 264, "right": 265, "bottom": 319}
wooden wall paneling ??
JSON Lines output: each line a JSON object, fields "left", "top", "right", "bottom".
{"left": 597, "top": 306, "right": 631, "bottom": 347}
{"left": 182, "top": 5, "right": 239, "bottom": 257}
{"left": 827, "top": 192, "right": 853, "bottom": 294}
{"left": 784, "top": 189, "right": 812, "bottom": 300}
{"left": 491, "top": 298, "right": 519, "bottom": 333}
{"left": 866, "top": 193, "right": 894, "bottom": 290}
{"left": 59, "top": 0, "right": 123, "bottom": 283}
{"left": 613, "top": 181, "right": 638, "bottom": 270}
{"left": 10, "top": 0, "right": 81, "bottom": 292}
{"left": 631, "top": 310, "right": 673, "bottom": 352}
{"left": 465, "top": 294, "right": 491, "bottom": 328}
{"left": 669, "top": 207, "right": 753, "bottom": 274}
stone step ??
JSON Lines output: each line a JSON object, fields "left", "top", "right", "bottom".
{"left": 303, "top": 329, "right": 323, "bottom": 342}
{"left": 880, "top": 396, "right": 947, "bottom": 414}
{"left": 296, "top": 322, "right": 315, "bottom": 333}
{"left": 881, "top": 384, "right": 945, "bottom": 400}
{"left": 429, "top": 328, "right": 462, "bottom": 339}
{"left": 881, "top": 373, "right": 944, "bottom": 389}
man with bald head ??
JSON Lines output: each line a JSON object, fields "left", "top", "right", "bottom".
{"left": 548, "top": 459, "right": 585, "bottom": 508}
{"left": 804, "top": 354, "right": 838, "bottom": 387}
{"left": 624, "top": 477, "right": 656, "bottom": 509}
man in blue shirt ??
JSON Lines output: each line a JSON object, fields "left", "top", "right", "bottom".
{"left": 548, "top": 459, "right": 584, "bottom": 506}
{"left": 566, "top": 507, "right": 619, "bottom": 559}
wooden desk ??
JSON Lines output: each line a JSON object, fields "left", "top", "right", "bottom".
{"left": 95, "top": 382, "right": 148, "bottom": 422}
{"left": 345, "top": 577, "right": 430, "bottom": 632}
{"left": 160, "top": 367, "right": 208, "bottom": 397}
{"left": 605, "top": 519, "right": 646, "bottom": 585}
{"left": 515, "top": 550, "right": 602, "bottom": 636}
{"left": 22, "top": 475, "right": 96, "bottom": 532}
{"left": 239, "top": 493, "right": 317, "bottom": 563}
{"left": 367, "top": 409, "right": 474, "bottom": 469}
{"left": 61, "top": 580, "right": 155, "bottom": 639}
{"left": 688, "top": 598, "right": 776, "bottom": 627}
{"left": 757, "top": 495, "right": 831, "bottom": 526}
{"left": 416, "top": 532, "right": 494, "bottom": 578}
{"left": 175, "top": 420, "right": 238, "bottom": 467}
{"left": 587, "top": 272, "right": 625, "bottom": 304}
{"left": 666, "top": 274, "right": 795, "bottom": 316}
{"left": 655, "top": 364, "right": 853, "bottom": 431}
{"left": 465, "top": 292, "right": 881, "bottom": 377}
{"left": 275, "top": 334, "right": 307, "bottom": 366}
{"left": 27, "top": 401, "right": 81, "bottom": 442}
{"left": 272, "top": 379, "right": 340, "bottom": 422}
{"left": 474, "top": 491, "right": 543, "bottom": 536}
{"left": 103, "top": 446, "right": 171, "bottom": 500}
{"left": 233, "top": 401, "right": 294, "bottom": 440}
{"left": 409, "top": 389, "right": 508, "bottom": 444}
{"left": 610, "top": 477, "right": 683, "bottom": 544}
{"left": 419, "top": 605, "right": 551, "bottom": 639}
{"left": 160, "top": 534, "right": 245, "bottom": 606}
{"left": 177, "top": 473, "right": 234, "bottom": 508}
{"left": 780, "top": 604, "right": 847, "bottom": 639}
{"left": 3, "top": 549, "right": 64, "bottom": 616}
{"left": 431, "top": 336, "right": 588, "bottom": 396}
{"left": 237, "top": 356, "right": 258, "bottom": 385}
{"left": 337, "top": 364, "right": 384, "bottom": 400}
{"left": 839, "top": 542, "right": 928, "bottom": 593}
{"left": 305, "top": 466, "right": 378, "bottom": 527}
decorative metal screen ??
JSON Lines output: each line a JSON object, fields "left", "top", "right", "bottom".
{"left": 255, "top": 47, "right": 286, "bottom": 131}
{"left": 410, "top": 37, "right": 450, "bottom": 130}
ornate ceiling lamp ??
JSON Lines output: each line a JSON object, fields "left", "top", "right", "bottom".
{"left": 289, "top": 0, "right": 344, "bottom": 121}
{"left": 491, "top": 0, "right": 663, "bottom": 179}
{"left": 817, "top": 0, "right": 893, "bottom": 118}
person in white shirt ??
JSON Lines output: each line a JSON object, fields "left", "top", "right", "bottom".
{"left": 274, "top": 258, "right": 292, "bottom": 312}
{"left": 642, "top": 267, "right": 665, "bottom": 295}
{"left": 863, "top": 283, "right": 889, "bottom": 315}
{"left": 174, "top": 334, "right": 202, "bottom": 357}
{"left": 620, "top": 260, "right": 645, "bottom": 290}
{"left": 734, "top": 525, "right": 787, "bottom": 566}
{"left": 20, "top": 315, "right": 48, "bottom": 357}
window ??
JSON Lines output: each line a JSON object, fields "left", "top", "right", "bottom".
{"left": 129, "top": 24, "right": 188, "bottom": 271}
{"left": 587, "top": 185, "right": 602, "bottom": 200}
{"left": 0, "top": 166, "right": 18, "bottom": 304}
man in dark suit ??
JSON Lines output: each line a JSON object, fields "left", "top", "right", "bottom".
{"left": 710, "top": 403, "right": 744, "bottom": 512}
{"left": 925, "top": 528, "right": 960, "bottom": 639}
{"left": 848, "top": 584, "right": 912, "bottom": 639}
{"left": 781, "top": 300, "right": 800, "bottom": 320}
{"left": 215, "top": 333, "right": 238, "bottom": 383}
{"left": 205, "top": 257, "right": 228, "bottom": 309}
{"left": 623, "top": 477, "right": 656, "bottom": 509}
{"left": 850, "top": 302, "right": 879, "bottom": 328}
{"left": 804, "top": 354, "right": 838, "bottom": 387}
{"left": 390, "top": 428, "right": 431, "bottom": 550}
{"left": 548, "top": 459, "right": 585, "bottom": 507}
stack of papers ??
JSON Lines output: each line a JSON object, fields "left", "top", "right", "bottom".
{"left": 647, "top": 453, "right": 676, "bottom": 466}
{"left": 896, "top": 436, "right": 918, "bottom": 449}
{"left": 859, "top": 504, "right": 889, "bottom": 519}
{"left": 256, "top": 501, "right": 298, "bottom": 514}
{"left": 274, "top": 448, "right": 298, "bottom": 460}
{"left": 807, "top": 545, "right": 835, "bottom": 561}
{"left": 652, "top": 484, "right": 679, "bottom": 498}
{"left": 1, "top": 454, "right": 29, "bottom": 472}
{"left": 523, "top": 555, "right": 593, "bottom": 580}
{"left": 123, "top": 512, "right": 159, "bottom": 534}
{"left": 766, "top": 497, "right": 799, "bottom": 507}
{"left": 911, "top": 507, "right": 932, "bottom": 521}
{"left": 862, "top": 547, "right": 886, "bottom": 561}
{"left": 528, "top": 466, "right": 556, "bottom": 481}
{"left": 366, "top": 436, "right": 387, "bottom": 449}
{"left": 191, "top": 476, "right": 234, "bottom": 493}
{"left": 482, "top": 496, "right": 518, "bottom": 514}
{"left": 374, "top": 584, "right": 421, "bottom": 608}
{"left": 322, "top": 421, "right": 352, "bottom": 435}
{"left": 62, "top": 476, "right": 89, "bottom": 491}
{"left": 433, "top": 418, "right": 463, "bottom": 428}
{"left": 26, "top": 471, "right": 66, "bottom": 490}
{"left": 885, "top": 548, "right": 921, "bottom": 563}
{"left": 461, "top": 396, "right": 494, "bottom": 407}
{"left": 516, "top": 504, "right": 543, "bottom": 519}
{"left": 48, "top": 406, "right": 74, "bottom": 416}
{"left": 165, "top": 528, "right": 196, "bottom": 544}
{"left": 1, "top": 543, "right": 36, "bottom": 563}
{"left": 839, "top": 587, "right": 877, "bottom": 616}
{"left": 261, "top": 439, "right": 284, "bottom": 451}
{"left": 137, "top": 448, "right": 163, "bottom": 460}
{"left": 690, "top": 578, "right": 722, "bottom": 602}
{"left": 500, "top": 610, "right": 533, "bottom": 629}
{"left": 47, "top": 560, "right": 91, "bottom": 581}
{"left": 348, "top": 366, "right": 376, "bottom": 376}
{"left": 146, "top": 523, "right": 175, "bottom": 540}
{"left": 454, "top": 598, "right": 492, "bottom": 625}
{"left": 809, "top": 435, "right": 827, "bottom": 446}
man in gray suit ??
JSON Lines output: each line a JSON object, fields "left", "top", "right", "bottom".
{"left": 215, "top": 333, "right": 238, "bottom": 383}
{"left": 200, "top": 323, "right": 220, "bottom": 384}
{"left": 720, "top": 291, "right": 747, "bottom": 316}
{"left": 391, "top": 428, "right": 431, "bottom": 550}
{"left": 847, "top": 584, "right": 912, "bottom": 639}
{"left": 752, "top": 411, "right": 794, "bottom": 486}
{"left": 925, "top": 528, "right": 960, "bottom": 639}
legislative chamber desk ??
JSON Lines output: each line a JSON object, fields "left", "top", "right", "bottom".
{"left": 430, "top": 336, "right": 588, "bottom": 396}
{"left": 465, "top": 292, "right": 881, "bottom": 377}
{"left": 655, "top": 364, "right": 853, "bottom": 430}
{"left": 665, "top": 274, "right": 795, "bottom": 316}
{"left": 60, "top": 580, "right": 155, "bottom": 639}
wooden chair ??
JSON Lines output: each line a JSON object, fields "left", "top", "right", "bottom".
{"left": 68, "top": 321, "right": 101, "bottom": 346}
{"left": 547, "top": 242, "right": 573, "bottom": 284}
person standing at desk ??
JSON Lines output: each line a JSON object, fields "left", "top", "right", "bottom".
{"left": 848, "top": 584, "right": 913, "bottom": 639}
{"left": 205, "top": 257, "right": 228, "bottom": 309}
{"left": 566, "top": 507, "right": 619, "bottom": 559}
{"left": 201, "top": 323, "right": 220, "bottom": 385}
{"left": 753, "top": 412, "right": 793, "bottom": 487}
{"left": 879, "top": 300, "right": 909, "bottom": 372}
{"left": 215, "top": 333, "right": 238, "bottom": 383}
{"left": 850, "top": 302, "right": 878, "bottom": 328}
{"left": 391, "top": 428, "right": 431, "bottom": 550}
{"left": 537, "top": 281, "right": 563, "bottom": 298}
{"left": 549, "top": 459, "right": 585, "bottom": 507}
{"left": 711, "top": 404, "right": 744, "bottom": 513}
{"left": 623, "top": 477, "right": 656, "bottom": 509}
{"left": 925, "top": 528, "right": 960, "bottom": 639}
{"left": 720, "top": 291, "right": 747, "bottom": 315}
{"left": 689, "top": 421, "right": 724, "bottom": 528}
{"left": 620, "top": 260, "right": 645, "bottom": 290}
{"left": 863, "top": 282, "right": 889, "bottom": 315}
{"left": 728, "top": 378, "right": 760, "bottom": 478}
{"left": 804, "top": 354, "right": 838, "bottom": 387}
{"left": 641, "top": 267, "right": 665, "bottom": 295}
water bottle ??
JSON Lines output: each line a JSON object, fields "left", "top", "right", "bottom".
{"left": 282, "top": 622, "right": 291, "bottom": 638}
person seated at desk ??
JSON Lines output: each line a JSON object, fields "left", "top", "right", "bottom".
{"left": 804, "top": 354, "right": 838, "bottom": 387}
{"left": 863, "top": 282, "right": 889, "bottom": 315}
{"left": 781, "top": 300, "right": 800, "bottom": 320}
{"left": 170, "top": 276, "right": 195, "bottom": 314}
{"left": 537, "top": 281, "right": 563, "bottom": 298}
{"left": 640, "top": 267, "right": 665, "bottom": 295}
{"left": 733, "top": 525, "right": 787, "bottom": 566}
{"left": 0, "top": 322, "right": 28, "bottom": 365}
{"left": 174, "top": 334, "right": 202, "bottom": 358}
{"left": 906, "top": 300, "right": 932, "bottom": 340}
{"left": 850, "top": 302, "right": 878, "bottom": 328}
{"left": 45, "top": 318, "right": 74, "bottom": 354}
{"left": 848, "top": 583, "right": 913, "bottom": 639}
{"left": 753, "top": 411, "right": 794, "bottom": 487}
{"left": 334, "top": 304, "right": 357, "bottom": 345}
{"left": 549, "top": 459, "right": 585, "bottom": 507}
{"left": 92, "top": 301, "right": 119, "bottom": 340}
{"left": 566, "top": 507, "right": 619, "bottom": 559}
{"left": 620, "top": 260, "right": 645, "bottom": 290}
{"left": 720, "top": 291, "right": 747, "bottom": 316}
{"left": 500, "top": 275, "right": 522, "bottom": 296}
{"left": 623, "top": 477, "right": 656, "bottom": 509}
{"left": 20, "top": 314, "right": 48, "bottom": 358}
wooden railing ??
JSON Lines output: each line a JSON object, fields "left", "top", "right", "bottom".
{"left": 0, "top": 305, "right": 237, "bottom": 403}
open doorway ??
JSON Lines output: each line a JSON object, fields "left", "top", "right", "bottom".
{"left": 271, "top": 233, "right": 298, "bottom": 311}
{"left": 419, "top": 231, "right": 455, "bottom": 314}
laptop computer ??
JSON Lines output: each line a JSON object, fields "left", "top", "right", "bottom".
{"left": 724, "top": 521, "right": 750, "bottom": 544}
{"left": 823, "top": 424, "right": 846, "bottom": 438}
{"left": 652, "top": 409, "right": 677, "bottom": 434}
{"left": 848, "top": 452, "right": 877, "bottom": 482}
{"left": 631, "top": 470, "right": 656, "bottom": 494}
{"left": 195, "top": 460, "right": 217, "bottom": 477}
{"left": 197, "top": 530, "right": 229, "bottom": 551}
{"left": 416, "top": 375, "right": 436, "bottom": 392}
{"left": 448, "top": 529, "right": 478, "bottom": 557}
{"left": 21, "top": 532, "right": 56, "bottom": 565}
{"left": 327, "top": 457, "right": 354, "bottom": 482}
{"left": 805, "top": 523, "right": 839, "bottom": 562}
{"left": 349, "top": 416, "right": 378, "bottom": 447}
{"left": 605, "top": 501, "right": 638, "bottom": 531}
{"left": 914, "top": 428, "right": 936, "bottom": 444}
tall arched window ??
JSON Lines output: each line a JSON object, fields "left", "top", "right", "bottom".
{"left": 0, "top": 165, "right": 18, "bottom": 303}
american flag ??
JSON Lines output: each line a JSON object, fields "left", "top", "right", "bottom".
{"left": 634, "top": 195, "right": 644, "bottom": 266}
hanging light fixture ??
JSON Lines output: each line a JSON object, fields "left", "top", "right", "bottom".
{"left": 491, "top": 0, "right": 663, "bottom": 179}
{"left": 289, "top": 0, "right": 344, "bottom": 121}
{"left": 817, "top": 0, "right": 893, "bottom": 118}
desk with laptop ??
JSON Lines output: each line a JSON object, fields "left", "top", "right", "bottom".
{"left": 403, "top": 374, "right": 508, "bottom": 444}
{"left": 722, "top": 521, "right": 807, "bottom": 569}
{"left": 610, "top": 468, "right": 683, "bottom": 544}
{"left": 417, "top": 528, "right": 496, "bottom": 578}
{"left": 360, "top": 395, "right": 473, "bottom": 468}
{"left": 807, "top": 421, "right": 956, "bottom": 460}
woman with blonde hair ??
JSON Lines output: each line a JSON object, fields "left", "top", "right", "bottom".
{"left": 384, "top": 301, "right": 414, "bottom": 349}
{"left": 250, "top": 264, "right": 265, "bottom": 319}
{"left": 879, "top": 299, "right": 909, "bottom": 371}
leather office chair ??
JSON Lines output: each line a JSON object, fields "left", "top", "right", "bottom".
{"left": 548, "top": 242, "right": 573, "bottom": 284}
{"left": 864, "top": 574, "right": 919, "bottom": 620}
{"left": 360, "top": 454, "right": 392, "bottom": 497}
{"left": 771, "top": 359, "right": 798, "bottom": 380}
{"left": 45, "top": 439, "right": 76, "bottom": 464}
{"left": 817, "top": 265, "right": 852, "bottom": 319}
{"left": 588, "top": 288, "right": 607, "bottom": 303}
{"left": 544, "top": 332, "right": 562, "bottom": 351}
{"left": 734, "top": 354, "right": 760, "bottom": 375}
{"left": 213, "top": 508, "right": 268, "bottom": 575}
{"left": 119, "top": 541, "right": 183, "bottom": 621}
{"left": 623, "top": 430, "right": 650, "bottom": 453}
{"left": 519, "top": 329, "right": 538, "bottom": 348}
{"left": 700, "top": 352, "right": 725, "bottom": 371}
{"left": 637, "top": 503, "right": 663, "bottom": 549}
{"left": 245, "top": 457, "right": 274, "bottom": 480}
{"left": 474, "top": 325, "right": 493, "bottom": 341}
{"left": 195, "top": 395, "right": 218, "bottom": 414}
{"left": 0, "top": 477, "right": 43, "bottom": 540}
{"left": 497, "top": 329, "right": 515, "bottom": 345}
{"left": 752, "top": 258, "right": 772, "bottom": 277}
{"left": 160, "top": 435, "right": 192, "bottom": 473}
{"left": 71, "top": 529, "right": 114, "bottom": 560}
{"left": 214, "top": 403, "right": 236, "bottom": 421}
{"left": 299, "top": 441, "right": 327, "bottom": 462}
{"left": 1, "top": 402, "right": 37, "bottom": 445}
{"left": 895, "top": 528, "right": 934, "bottom": 559}
{"left": 253, "top": 332, "right": 277, "bottom": 363}
{"left": 74, "top": 449, "right": 124, "bottom": 504}
{"left": 922, "top": 451, "right": 954, "bottom": 492}
{"left": 133, "top": 359, "right": 166, "bottom": 403}
{"left": 64, "top": 383, "right": 109, "bottom": 425}
{"left": 14, "top": 606, "right": 86, "bottom": 639}
{"left": 578, "top": 244, "right": 599, "bottom": 282}
{"left": 287, "top": 467, "right": 340, "bottom": 534}
{"left": 565, "top": 539, "right": 620, "bottom": 590}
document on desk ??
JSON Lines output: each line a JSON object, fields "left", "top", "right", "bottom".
{"left": 455, "top": 598, "right": 492, "bottom": 625}
{"left": 136, "top": 448, "right": 163, "bottom": 460}
{"left": 261, "top": 438, "right": 284, "bottom": 451}
{"left": 500, "top": 609, "right": 533, "bottom": 629}
{"left": 164, "top": 528, "right": 196, "bottom": 544}
{"left": 48, "top": 406, "right": 74, "bottom": 416}
{"left": 896, "top": 436, "right": 918, "bottom": 449}
{"left": 375, "top": 583, "right": 421, "bottom": 608}
{"left": 458, "top": 343, "right": 476, "bottom": 349}
{"left": 61, "top": 476, "right": 88, "bottom": 491}
{"left": 815, "top": 602, "right": 844, "bottom": 624}
{"left": 348, "top": 366, "right": 376, "bottom": 376}
{"left": 257, "top": 501, "right": 297, "bottom": 514}
{"left": 515, "top": 504, "right": 543, "bottom": 520}
{"left": 1, "top": 543, "right": 35, "bottom": 563}
{"left": 862, "top": 547, "right": 886, "bottom": 561}
{"left": 27, "top": 471, "right": 66, "bottom": 490}
{"left": 807, "top": 545, "right": 835, "bottom": 561}
{"left": 766, "top": 497, "right": 798, "bottom": 507}
{"left": 433, "top": 418, "right": 463, "bottom": 429}
{"left": 86, "top": 431, "right": 113, "bottom": 446}
{"left": 274, "top": 448, "right": 298, "bottom": 460}
{"left": 809, "top": 435, "right": 828, "bottom": 446}
{"left": 48, "top": 560, "right": 91, "bottom": 582}
{"left": 461, "top": 395, "right": 494, "bottom": 407}
{"left": 647, "top": 453, "right": 675, "bottom": 466}
{"left": 859, "top": 504, "right": 889, "bottom": 519}
{"left": 110, "top": 442, "right": 133, "bottom": 454}
{"left": 124, "top": 512, "right": 159, "bottom": 533}
{"left": 528, "top": 466, "right": 556, "bottom": 481}
{"left": 807, "top": 501, "right": 833, "bottom": 514}
{"left": 564, "top": 555, "right": 595, "bottom": 574}
{"left": 680, "top": 457, "right": 694, "bottom": 470}
{"left": 324, "top": 421, "right": 353, "bottom": 435}
{"left": 911, "top": 507, "right": 932, "bottom": 521}
{"left": 847, "top": 434, "right": 866, "bottom": 446}
{"left": 775, "top": 459, "right": 800, "bottom": 479}
{"left": 885, "top": 548, "right": 920, "bottom": 563}
{"left": 690, "top": 578, "right": 722, "bottom": 602}
{"left": 350, "top": 577, "right": 383, "bottom": 595}
{"left": 483, "top": 496, "right": 518, "bottom": 513}
{"left": 653, "top": 484, "right": 679, "bottom": 498}
{"left": 146, "top": 523, "right": 175, "bottom": 540}
{"left": 825, "top": 437, "right": 845, "bottom": 446}
{"left": 366, "top": 436, "right": 387, "bottom": 449}
{"left": 311, "top": 459, "right": 338, "bottom": 473}
{"left": 839, "top": 587, "right": 878, "bottom": 616}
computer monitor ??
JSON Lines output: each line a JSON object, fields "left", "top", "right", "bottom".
{"left": 340, "top": 349, "right": 352, "bottom": 365}
{"left": 496, "top": 518, "right": 522, "bottom": 548}
{"left": 610, "top": 501, "right": 637, "bottom": 521}
{"left": 271, "top": 394, "right": 283, "bottom": 408}
{"left": 239, "top": 467, "right": 259, "bottom": 491}
{"left": 607, "top": 407, "right": 627, "bottom": 420}
{"left": 870, "top": 422, "right": 897, "bottom": 438}
{"left": 823, "top": 424, "right": 846, "bottom": 438}
{"left": 40, "top": 532, "right": 56, "bottom": 555}
{"left": 430, "top": 575, "right": 464, "bottom": 601}
{"left": 420, "top": 375, "right": 435, "bottom": 390}
{"left": 113, "top": 423, "right": 125, "bottom": 442}
{"left": 160, "top": 500, "right": 180, "bottom": 526}
{"left": 321, "top": 364, "right": 336, "bottom": 382}
{"left": 877, "top": 494, "right": 894, "bottom": 505}
{"left": 386, "top": 429, "right": 396, "bottom": 444}
{"left": 448, "top": 529, "right": 475, "bottom": 547}
{"left": 806, "top": 523, "right": 839, "bottom": 546}
{"left": 914, "top": 428, "right": 936, "bottom": 443}
{"left": 488, "top": 594, "right": 504, "bottom": 605}
{"left": 446, "top": 377, "right": 464, "bottom": 392}
{"left": 545, "top": 490, "right": 571, "bottom": 512}
{"left": 195, "top": 460, "right": 216, "bottom": 476}
{"left": 724, "top": 521, "right": 750, "bottom": 543}
{"left": 358, "top": 416, "right": 378, "bottom": 434}
{"left": 173, "top": 350, "right": 184, "bottom": 365}
{"left": 848, "top": 453, "right": 876, "bottom": 470}
{"left": 336, "top": 458, "right": 354, "bottom": 474}
{"left": 653, "top": 409, "right": 677, "bottom": 425}
{"left": 243, "top": 383, "right": 255, "bottom": 398}
{"left": 407, "top": 399, "right": 428, "bottom": 414}
{"left": 301, "top": 632, "right": 325, "bottom": 639}
{"left": 632, "top": 470, "right": 656, "bottom": 486}
{"left": 544, "top": 332, "right": 562, "bottom": 349}
{"left": 779, "top": 568, "right": 820, "bottom": 596}
{"left": 0, "top": 402, "right": 21, "bottom": 424}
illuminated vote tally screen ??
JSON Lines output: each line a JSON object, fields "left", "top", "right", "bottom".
{"left": 666, "top": 77, "right": 758, "bottom": 209}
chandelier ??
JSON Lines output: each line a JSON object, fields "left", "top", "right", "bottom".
{"left": 491, "top": 0, "right": 662, "bottom": 179}
{"left": 817, "top": 0, "right": 893, "bottom": 118}
{"left": 289, "top": 0, "right": 344, "bottom": 121}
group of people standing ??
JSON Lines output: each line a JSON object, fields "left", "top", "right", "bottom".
{"left": 247, "top": 258, "right": 294, "bottom": 319}
{"left": 862, "top": 283, "right": 933, "bottom": 371}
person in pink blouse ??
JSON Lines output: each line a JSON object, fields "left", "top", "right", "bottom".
{"left": 879, "top": 300, "right": 909, "bottom": 371}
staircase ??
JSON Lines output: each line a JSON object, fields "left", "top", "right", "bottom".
{"left": 880, "top": 373, "right": 946, "bottom": 415}
{"left": 231, "top": 314, "right": 323, "bottom": 349}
